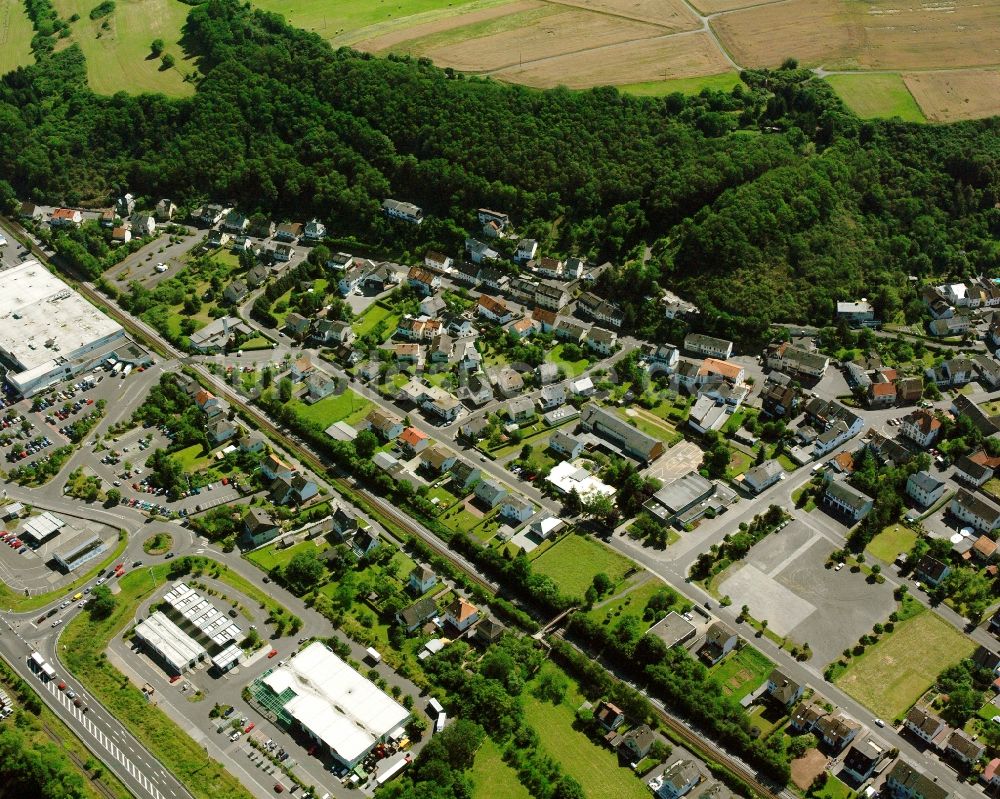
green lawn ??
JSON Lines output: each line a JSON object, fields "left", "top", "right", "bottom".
{"left": 0, "top": 0, "right": 34, "bottom": 75}
{"left": 255, "top": 0, "right": 507, "bottom": 44}
{"left": 523, "top": 665, "right": 649, "bottom": 799}
{"left": 352, "top": 303, "right": 400, "bottom": 339}
{"left": 709, "top": 646, "right": 774, "bottom": 699}
{"left": 866, "top": 524, "right": 917, "bottom": 564}
{"left": 835, "top": 607, "right": 975, "bottom": 719}
{"left": 246, "top": 539, "right": 327, "bottom": 572}
{"left": 470, "top": 738, "right": 531, "bottom": 799}
{"left": 52, "top": 0, "right": 195, "bottom": 96}
{"left": 614, "top": 408, "right": 682, "bottom": 447}
{"left": 547, "top": 343, "right": 590, "bottom": 377}
{"left": 172, "top": 443, "right": 210, "bottom": 473}
{"left": 620, "top": 72, "right": 741, "bottom": 97}
{"left": 288, "top": 390, "right": 373, "bottom": 429}
{"left": 826, "top": 73, "right": 926, "bottom": 123}
{"left": 532, "top": 534, "right": 634, "bottom": 599}
{"left": 585, "top": 576, "right": 682, "bottom": 631}
{"left": 811, "top": 775, "right": 854, "bottom": 799}
{"left": 241, "top": 336, "right": 273, "bottom": 351}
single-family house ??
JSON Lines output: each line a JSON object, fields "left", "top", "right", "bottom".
{"left": 587, "top": 327, "right": 617, "bottom": 355}
{"left": 50, "top": 208, "right": 83, "bottom": 227}
{"left": 407, "top": 266, "right": 440, "bottom": 296}
{"left": 700, "top": 622, "right": 738, "bottom": 665}
{"left": 946, "top": 730, "right": 985, "bottom": 765}
{"left": 111, "top": 226, "right": 131, "bottom": 244}
{"left": 653, "top": 760, "right": 701, "bottom": 799}
{"left": 815, "top": 713, "right": 861, "bottom": 753}
{"left": 132, "top": 214, "right": 156, "bottom": 237}
{"left": 837, "top": 300, "right": 875, "bottom": 325}
{"left": 503, "top": 396, "right": 536, "bottom": 423}
{"left": 549, "top": 430, "right": 585, "bottom": 459}
{"left": 538, "top": 384, "right": 566, "bottom": 411}
{"left": 284, "top": 312, "right": 311, "bottom": 338}
{"left": 154, "top": 199, "right": 177, "bottom": 221}
{"left": 465, "top": 238, "right": 499, "bottom": 264}
{"left": 450, "top": 460, "right": 482, "bottom": 492}
{"left": 516, "top": 239, "right": 538, "bottom": 263}
{"left": 474, "top": 479, "right": 507, "bottom": 508}
{"left": 261, "top": 453, "right": 295, "bottom": 482}
{"left": 842, "top": 739, "right": 887, "bottom": 783}
{"left": 419, "top": 445, "right": 457, "bottom": 475}
{"left": 223, "top": 280, "right": 249, "bottom": 304}
{"left": 915, "top": 555, "right": 951, "bottom": 587}
{"left": 534, "top": 281, "right": 569, "bottom": 311}
{"left": 424, "top": 251, "right": 452, "bottom": 272}
{"left": 445, "top": 597, "right": 479, "bottom": 632}
{"left": 364, "top": 409, "right": 405, "bottom": 441}
{"left": 303, "top": 218, "right": 326, "bottom": 243}
{"left": 619, "top": 725, "right": 655, "bottom": 761}
{"left": 397, "top": 597, "right": 438, "bottom": 633}
{"left": 766, "top": 669, "right": 804, "bottom": 708}
{"left": 270, "top": 474, "right": 319, "bottom": 506}
{"left": 554, "top": 319, "right": 588, "bottom": 343}
{"left": 398, "top": 426, "right": 429, "bottom": 455}
{"left": 243, "top": 507, "right": 279, "bottom": 547}
{"left": 955, "top": 452, "right": 996, "bottom": 487}
{"left": 900, "top": 410, "right": 941, "bottom": 448}
{"left": 408, "top": 566, "right": 437, "bottom": 595}
{"left": 594, "top": 701, "right": 625, "bottom": 731}
{"left": 532, "top": 307, "right": 558, "bottom": 333}
{"left": 494, "top": 368, "right": 524, "bottom": 399}
{"left": 501, "top": 497, "right": 534, "bottom": 524}
{"left": 743, "top": 460, "right": 783, "bottom": 494}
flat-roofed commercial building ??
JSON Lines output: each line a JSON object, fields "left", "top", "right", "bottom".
{"left": 0, "top": 261, "right": 126, "bottom": 396}
{"left": 53, "top": 534, "right": 108, "bottom": 572}
{"left": 21, "top": 511, "right": 66, "bottom": 545}
{"left": 162, "top": 582, "right": 242, "bottom": 647}
{"left": 134, "top": 612, "right": 207, "bottom": 674}
{"left": 257, "top": 642, "right": 409, "bottom": 768}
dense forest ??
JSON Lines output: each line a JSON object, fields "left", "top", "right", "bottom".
{"left": 3, "top": 0, "right": 1000, "bottom": 343}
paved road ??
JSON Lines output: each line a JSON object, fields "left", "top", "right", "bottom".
{"left": 0, "top": 608, "right": 192, "bottom": 799}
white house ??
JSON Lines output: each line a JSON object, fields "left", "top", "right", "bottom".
{"left": 906, "top": 471, "right": 946, "bottom": 508}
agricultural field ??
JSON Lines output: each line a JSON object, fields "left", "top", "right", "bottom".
{"left": 826, "top": 73, "right": 925, "bottom": 122}
{"left": 532, "top": 533, "right": 634, "bottom": 599}
{"left": 0, "top": 0, "right": 34, "bottom": 75}
{"left": 620, "top": 72, "right": 741, "bottom": 96}
{"left": 835, "top": 608, "right": 974, "bottom": 720}
{"left": 903, "top": 70, "right": 1000, "bottom": 122}
{"left": 51, "top": 0, "right": 195, "bottom": 96}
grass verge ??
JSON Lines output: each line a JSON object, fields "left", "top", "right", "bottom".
{"left": 61, "top": 565, "right": 252, "bottom": 799}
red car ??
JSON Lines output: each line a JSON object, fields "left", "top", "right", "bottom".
{"left": 267, "top": 650, "right": 278, "bottom": 659}
{"left": 243, "top": 722, "right": 255, "bottom": 733}
{"left": 169, "top": 675, "right": 182, "bottom": 684}
{"left": 273, "top": 786, "right": 284, "bottom": 794}
{"left": 57, "top": 681, "right": 66, "bottom": 691}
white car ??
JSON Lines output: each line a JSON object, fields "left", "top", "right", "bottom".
{"left": 834, "top": 562, "right": 844, "bottom": 571}
{"left": 874, "top": 718, "right": 885, "bottom": 727}
{"left": 229, "top": 731, "right": 241, "bottom": 742}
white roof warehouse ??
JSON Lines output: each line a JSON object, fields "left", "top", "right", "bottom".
{"left": 260, "top": 642, "right": 409, "bottom": 767}
{"left": 0, "top": 260, "right": 126, "bottom": 396}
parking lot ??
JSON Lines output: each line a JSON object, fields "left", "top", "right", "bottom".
{"left": 719, "top": 519, "right": 896, "bottom": 667}
{"left": 108, "top": 577, "right": 356, "bottom": 797}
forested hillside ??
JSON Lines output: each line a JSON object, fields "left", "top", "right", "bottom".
{"left": 2, "top": 0, "right": 1000, "bottom": 341}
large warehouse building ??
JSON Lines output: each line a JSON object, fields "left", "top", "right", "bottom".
{"left": 134, "top": 612, "right": 207, "bottom": 673}
{"left": 0, "top": 260, "right": 127, "bottom": 396}
{"left": 256, "top": 642, "right": 409, "bottom": 768}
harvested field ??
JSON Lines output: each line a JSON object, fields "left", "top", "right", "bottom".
{"left": 358, "top": 0, "right": 540, "bottom": 53}
{"left": 859, "top": 0, "right": 1000, "bottom": 70}
{"left": 904, "top": 69, "right": 1000, "bottom": 122}
{"left": 404, "top": 6, "right": 673, "bottom": 72}
{"left": 542, "top": 0, "right": 701, "bottom": 27}
{"left": 495, "top": 31, "right": 732, "bottom": 88}
{"left": 689, "top": 0, "right": 782, "bottom": 14}
{"left": 711, "top": 0, "right": 862, "bottom": 69}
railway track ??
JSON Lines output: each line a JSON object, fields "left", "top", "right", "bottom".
{"left": 10, "top": 218, "right": 791, "bottom": 799}
{"left": 42, "top": 723, "right": 120, "bottom": 799}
